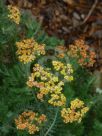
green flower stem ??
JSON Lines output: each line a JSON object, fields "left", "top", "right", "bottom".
{"left": 44, "top": 108, "right": 59, "bottom": 136}
{"left": 25, "top": 62, "right": 31, "bottom": 77}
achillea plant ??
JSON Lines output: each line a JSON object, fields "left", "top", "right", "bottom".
{"left": 27, "top": 63, "right": 66, "bottom": 106}
{"left": 68, "top": 39, "right": 96, "bottom": 67}
{"left": 61, "top": 98, "right": 89, "bottom": 123}
{"left": 8, "top": 5, "right": 20, "bottom": 24}
{"left": 1, "top": 3, "right": 97, "bottom": 136}
{"left": 15, "top": 111, "right": 47, "bottom": 134}
{"left": 52, "top": 61, "right": 73, "bottom": 81}
{"left": 16, "top": 38, "right": 45, "bottom": 63}
{"left": 48, "top": 93, "right": 66, "bottom": 106}
{"left": 12, "top": 11, "right": 90, "bottom": 134}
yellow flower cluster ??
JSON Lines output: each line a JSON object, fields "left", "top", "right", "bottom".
{"left": 27, "top": 64, "right": 66, "bottom": 106}
{"left": 15, "top": 111, "right": 46, "bottom": 134}
{"left": 52, "top": 61, "right": 74, "bottom": 81}
{"left": 48, "top": 93, "right": 66, "bottom": 106}
{"left": 61, "top": 98, "right": 89, "bottom": 123}
{"left": 8, "top": 5, "right": 20, "bottom": 24}
{"left": 68, "top": 39, "right": 96, "bottom": 67}
{"left": 16, "top": 38, "right": 45, "bottom": 63}
{"left": 27, "top": 64, "right": 59, "bottom": 88}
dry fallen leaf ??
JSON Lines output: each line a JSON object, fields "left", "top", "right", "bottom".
{"left": 63, "top": 0, "right": 74, "bottom": 5}
{"left": 7, "top": 0, "right": 32, "bottom": 8}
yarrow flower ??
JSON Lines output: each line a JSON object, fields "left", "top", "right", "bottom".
{"left": 27, "top": 64, "right": 59, "bottom": 89}
{"left": 48, "top": 93, "right": 66, "bottom": 106}
{"left": 27, "top": 64, "right": 66, "bottom": 106}
{"left": 68, "top": 39, "right": 96, "bottom": 67}
{"left": 15, "top": 111, "right": 47, "bottom": 134}
{"left": 16, "top": 38, "right": 45, "bottom": 63}
{"left": 36, "top": 80, "right": 66, "bottom": 107}
{"left": 61, "top": 98, "right": 89, "bottom": 123}
{"left": 52, "top": 61, "right": 74, "bottom": 81}
{"left": 8, "top": 5, "right": 20, "bottom": 24}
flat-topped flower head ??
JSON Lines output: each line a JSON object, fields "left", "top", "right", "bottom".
{"left": 8, "top": 5, "right": 20, "bottom": 24}
{"left": 68, "top": 39, "right": 96, "bottom": 67}
{"left": 27, "top": 64, "right": 66, "bottom": 106}
{"left": 61, "top": 98, "right": 89, "bottom": 123}
{"left": 48, "top": 93, "right": 66, "bottom": 107}
{"left": 15, "top": 111, "right": 47, "bottom": 134}
{"left": 52, "top": 61, "right": 74, "bottom": 81}
{"left": 16, "top": 39, "right": 45, "bottom": 63}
